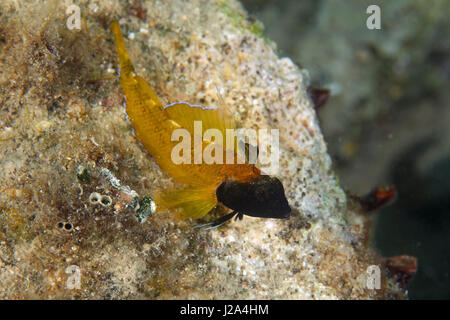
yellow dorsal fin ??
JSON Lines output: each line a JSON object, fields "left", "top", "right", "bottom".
{"left": 163, "top": 102, "right": 235, "bottom": 138}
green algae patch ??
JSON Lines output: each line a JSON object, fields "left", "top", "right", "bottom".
{"left": 0, "top": 208, "right": 35, "bottom": 243}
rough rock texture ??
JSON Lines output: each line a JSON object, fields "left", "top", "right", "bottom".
{"left": 0, "top": 0, "right": 405, "bottom": 299}
{"left": 243, "top": 0, "right": 450, "bottom": 299}
{"left": 245, "top": 0, "right": 450, "bottom": 193}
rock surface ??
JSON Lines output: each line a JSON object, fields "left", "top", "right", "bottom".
{"left": 0, "top": 0, "right": 405, "bottom": 299}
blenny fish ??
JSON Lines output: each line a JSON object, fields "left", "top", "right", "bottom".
{"left": 111, "top": 20, "right": 290, "bottom": 229}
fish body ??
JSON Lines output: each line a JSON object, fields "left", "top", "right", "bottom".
{"left": 111, "top": 21, "right": 290, "bottom": 222}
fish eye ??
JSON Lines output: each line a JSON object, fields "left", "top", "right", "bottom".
{"left": 255, "top": 186, "right": 269, "bottom": 202}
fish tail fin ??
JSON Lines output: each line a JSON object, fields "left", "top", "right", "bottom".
{"left": 111, "top": 20, "right": 135, "bottom": 79}
{"left": 111, "top": 20, "right": 166, "bottom": 154}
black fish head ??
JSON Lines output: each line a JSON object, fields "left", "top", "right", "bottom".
{"left": 216, "top": 176, "right": 291, "bottom": 219}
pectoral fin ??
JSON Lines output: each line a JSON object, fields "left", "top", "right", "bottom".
{"left": 155, "top": 184, "right": 218, "bottom": 219}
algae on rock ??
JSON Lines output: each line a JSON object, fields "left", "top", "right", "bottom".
{"left": 0, "top": 0, "right": 405, "bottom": 299}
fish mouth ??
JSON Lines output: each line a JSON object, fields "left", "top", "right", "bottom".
{"left": 272, "top": 204, "right": 291, "bottom": 219}
{"left": 282, "top": 206, "right": 291, "bottom": 219}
